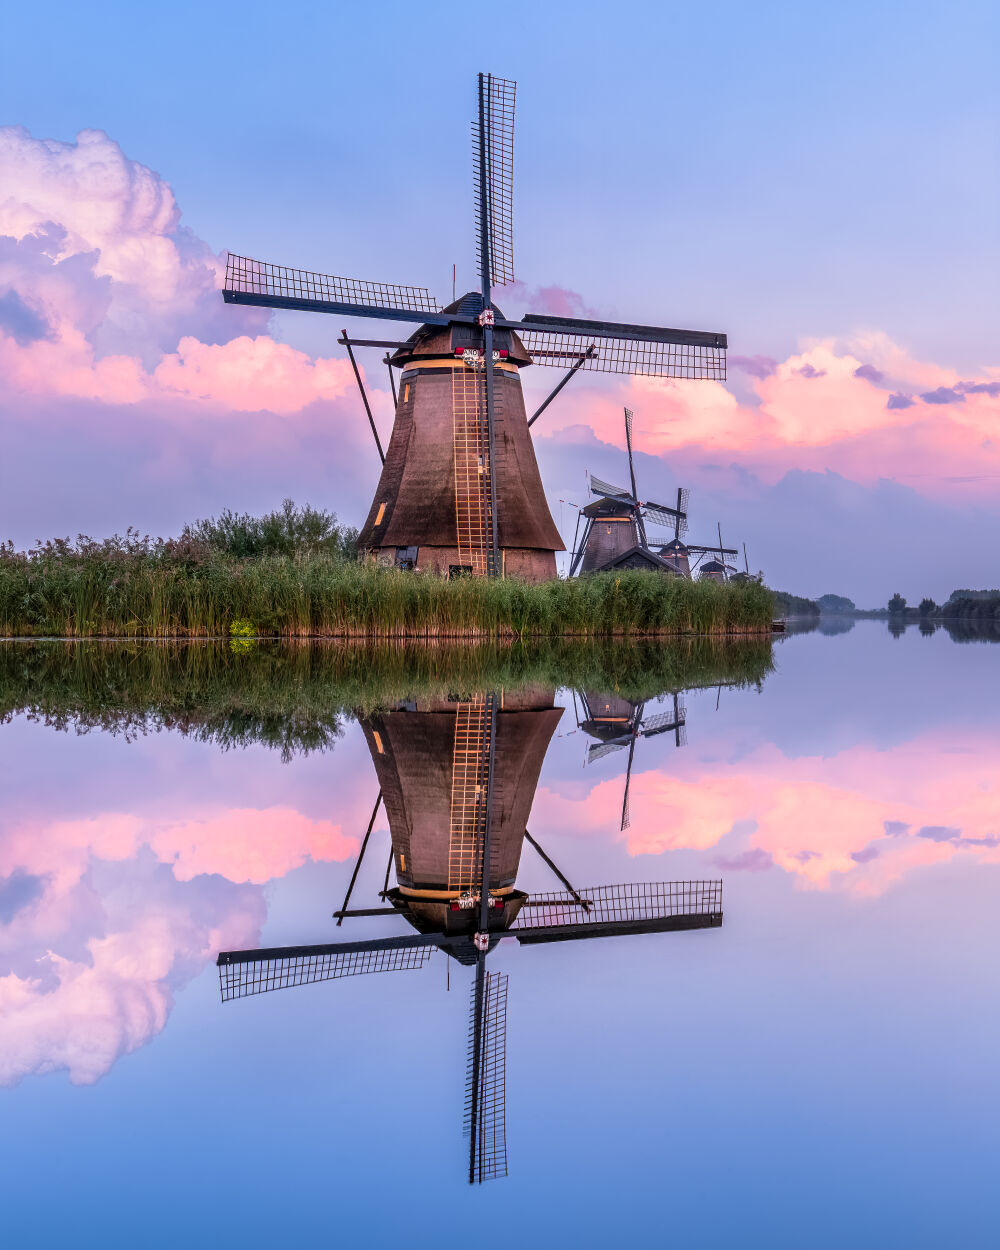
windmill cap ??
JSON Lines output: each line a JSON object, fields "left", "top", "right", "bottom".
{"left": 390, "top": 291, "right": 532, "bottom": 367}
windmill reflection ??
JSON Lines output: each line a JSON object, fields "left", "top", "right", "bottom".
{"left": 576, "top": 689, "right": 686, "bottom": 831}
{"left": 217, "top": 687, "right": 722, "bottom": 1184}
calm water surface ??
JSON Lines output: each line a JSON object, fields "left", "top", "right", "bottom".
{"left": 2, "top": 624, "right": 998, "bottom": 1248}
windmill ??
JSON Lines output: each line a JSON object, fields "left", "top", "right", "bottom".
{"left": 576, "top": 690, "right": 686, "bottom": 830}
{"left": 569, "top": 408, "right": 690, "bottom": 575}
{"left": 223, "top": 74, "right": 727, "bottom": 581}
{"left": 217, "top": 690, "right": 723, "bottom": 1183}
{"left": 654, "top": 514, "right": 740, "bottom": 581}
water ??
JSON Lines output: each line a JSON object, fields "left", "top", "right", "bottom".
{"left": 2, "top": 623, "right": 998, "bottom": 1248}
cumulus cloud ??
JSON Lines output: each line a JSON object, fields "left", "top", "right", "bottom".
{"left": 535, "top": 332, "right": 1000, "bottom": 509}
{"left": 0, "top": 802, "right": 358, "bottom": 1086}
{"left": 0, "top": 127, "right": 357, "bottom": 410}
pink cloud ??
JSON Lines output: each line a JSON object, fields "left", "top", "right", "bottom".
{"left": 540, "top": 336, "right": 1000, "bottom": 502}
{"left": 0, "top": 126, "right": 356, "bottom": 416}
{"left": 0, "top": 802, "right": 359, "bottom": 1085}
{"left": 147, "top": 806, "right": 356, "bottom": 883}
{"left": 532, "top": 729, "right": 1000, "bottom": 896}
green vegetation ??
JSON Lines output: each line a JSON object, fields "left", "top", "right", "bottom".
{"left": 183, "top": 499, "right": 359, "bottom": 561}
{"left": 888, "top": 593, "right": 907, "bottom": 613}
{"left": 0, "top": 637, "right": 775, "bottom": 753}
{"left": 816, "top": 593, "right": 855, "bottom": 613}
{"left": 938, "top": 595, "right": 1000, "bottom": 623}
{"left": 771, "top": 589, "right": 819, "bottom": 618}
{"left": 0, "top": 522, "right": 774, "bottom": 638}
{"left": 945, "top": 588, "right": 1000, "bottom": 603}
{"left": 918, "top": 597, "right": 937, "bottom": 615}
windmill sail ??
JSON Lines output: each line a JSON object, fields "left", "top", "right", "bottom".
{"left": 641, "top": 499, "right": 686, "bottom": 529}
{"left": 223, "top": 255, "right": 440, "bottom": 322}
{"left": 586, "top": 737, "right": 632, "bottom": 764}
{"left": 518, "top": 314, "right": 726, "bottom": 379}
{"left": 474, "top": 74, "right": 516, "bottom": 288}
{"left": 466, "top": 965, "right": 509, "bottom": 1183}
{"left": 513, "top": 880, "right": 722, "bottom": 941}
{"left": 640, "top": 702, "right": 686, "bottom": 737}
{"left": 589, "top": 475, "right": 635, "bottom": 502}
{"left": 216, "top": 935, "right": 436, "bottom": 1001}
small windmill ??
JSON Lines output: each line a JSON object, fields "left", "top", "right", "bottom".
{"left": 655, "top": 515, "right": 740, "bottom": 577}
{"left": 217, "top": 692, "right": 722, "bottom": 1183}
{"left": 577, "top": 690, "right": 686, "bottom": 830}
{"left": 570, "top": 408, "right": 689, "bottom": 575}
{"left": 223, "top": 74, "right": 727, "bottom": 580}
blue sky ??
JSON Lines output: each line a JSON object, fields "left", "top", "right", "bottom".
{"left": 1, "top": 0, "right": 997, "bottom": 602}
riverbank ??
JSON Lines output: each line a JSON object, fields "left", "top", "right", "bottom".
{"left": 0, "top": 550, "right": 774, "bottom": 638}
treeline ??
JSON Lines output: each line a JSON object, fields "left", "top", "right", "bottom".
{"left": 771, "top": 590, "right": 820, "bottom": 618}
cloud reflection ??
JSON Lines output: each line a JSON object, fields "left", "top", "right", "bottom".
{"left": 0, "top": 806, "right": 357, "bottom": 1086}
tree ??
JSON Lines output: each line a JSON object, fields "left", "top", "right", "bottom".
{"left": 888, "top": 593, "right": 906, "bottom": 614}
{"left": 816, "top": 593, "right": 856, "bottom": 614}
{"left": 918, "top": 597, "right": 936, "bottom": 616}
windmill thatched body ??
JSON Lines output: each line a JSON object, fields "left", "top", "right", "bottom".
{"left": 356, "top": 296, "right": 562, "bottom": 579}
{"left": 360, "top": 689, "right": 563, "bottom": 937}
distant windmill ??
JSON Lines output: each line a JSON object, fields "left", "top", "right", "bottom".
{"left": 570, "top": 408, "right": 691, "bottom": 575}
{"left": 217, "top": 691, "right": 722, "bottom": 1183}
{"left": 653, "top": 509, "right": 741, "bottom": 581}
{"left": 576, "top": 690, "right": 686, "bottom": 830}
{"left": 223, "top": 74, "right": 727, "bottom": 581}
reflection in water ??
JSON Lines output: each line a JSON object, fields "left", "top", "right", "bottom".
{"left": 576, "top": 690, "right": 686, "bottom": 829}
{"left": 0, "top": 637, "right": 775, "bottom": 744}
{"left": 217, "top": 685, "right": 723, "bottom": 1183}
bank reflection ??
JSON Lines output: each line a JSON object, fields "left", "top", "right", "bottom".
{"left": 218, "top": 685, "right": 722, "bottom": 1184}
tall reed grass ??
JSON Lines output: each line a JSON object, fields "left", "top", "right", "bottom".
{"left": 0, "top": 539, "right": 774, "bottom": 638}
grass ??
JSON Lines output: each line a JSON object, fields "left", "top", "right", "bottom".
{"left": 0, "top": 636, "right": 775, "bottom": 753}
{"left": 0, "top": 540, "right": 774, "bottom": 638}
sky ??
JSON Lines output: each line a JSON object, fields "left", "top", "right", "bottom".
{"left": 0, "top": 0, "right": 997, "bottom": 604}
{"left": 3, "top": 624, "right": 1000, "bottom": 1247}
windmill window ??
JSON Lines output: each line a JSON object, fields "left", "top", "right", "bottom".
{"left": 403, "top": 383, "right": 410, "bottom": 403}
{"left": 372, "top": 730, "right": 384, "bottom": 754}
{"left": 374, "top": 502, "right": 386, "bottom": 526}
{"left": 395, "top": 546, "right": 417, "bottom": 571}
{"left": 400, "top": 853, "right": 406, "bottom": 872}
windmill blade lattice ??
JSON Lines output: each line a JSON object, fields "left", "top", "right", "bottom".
{"left": 513, "top": 880, "right": 722, "bottom": 935}
{"left": 216, "top": 936, "right": 435, "bottom": 1001}
{"left": 466, "top": 968, "right": 509, "bottom": 1183}
{"left": 474, "top": 74, "right": 516, "bottom": 287}
{"left": 223, "top": 255, "right": 440, "bottom": 320}
{"left": 589, "top": 474, "right": 635, "bottom": 502}
{"left": 586, "top": 738, "right": 632, "bottom": 764}
{"left": 642, "top": 502, "right": 688, "bottom": 531}
{"left": 640, "top": 703, "right": 687, "bottom": 736}
{"left": 520, "top": 321, "right": 726, "bottom": 379}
